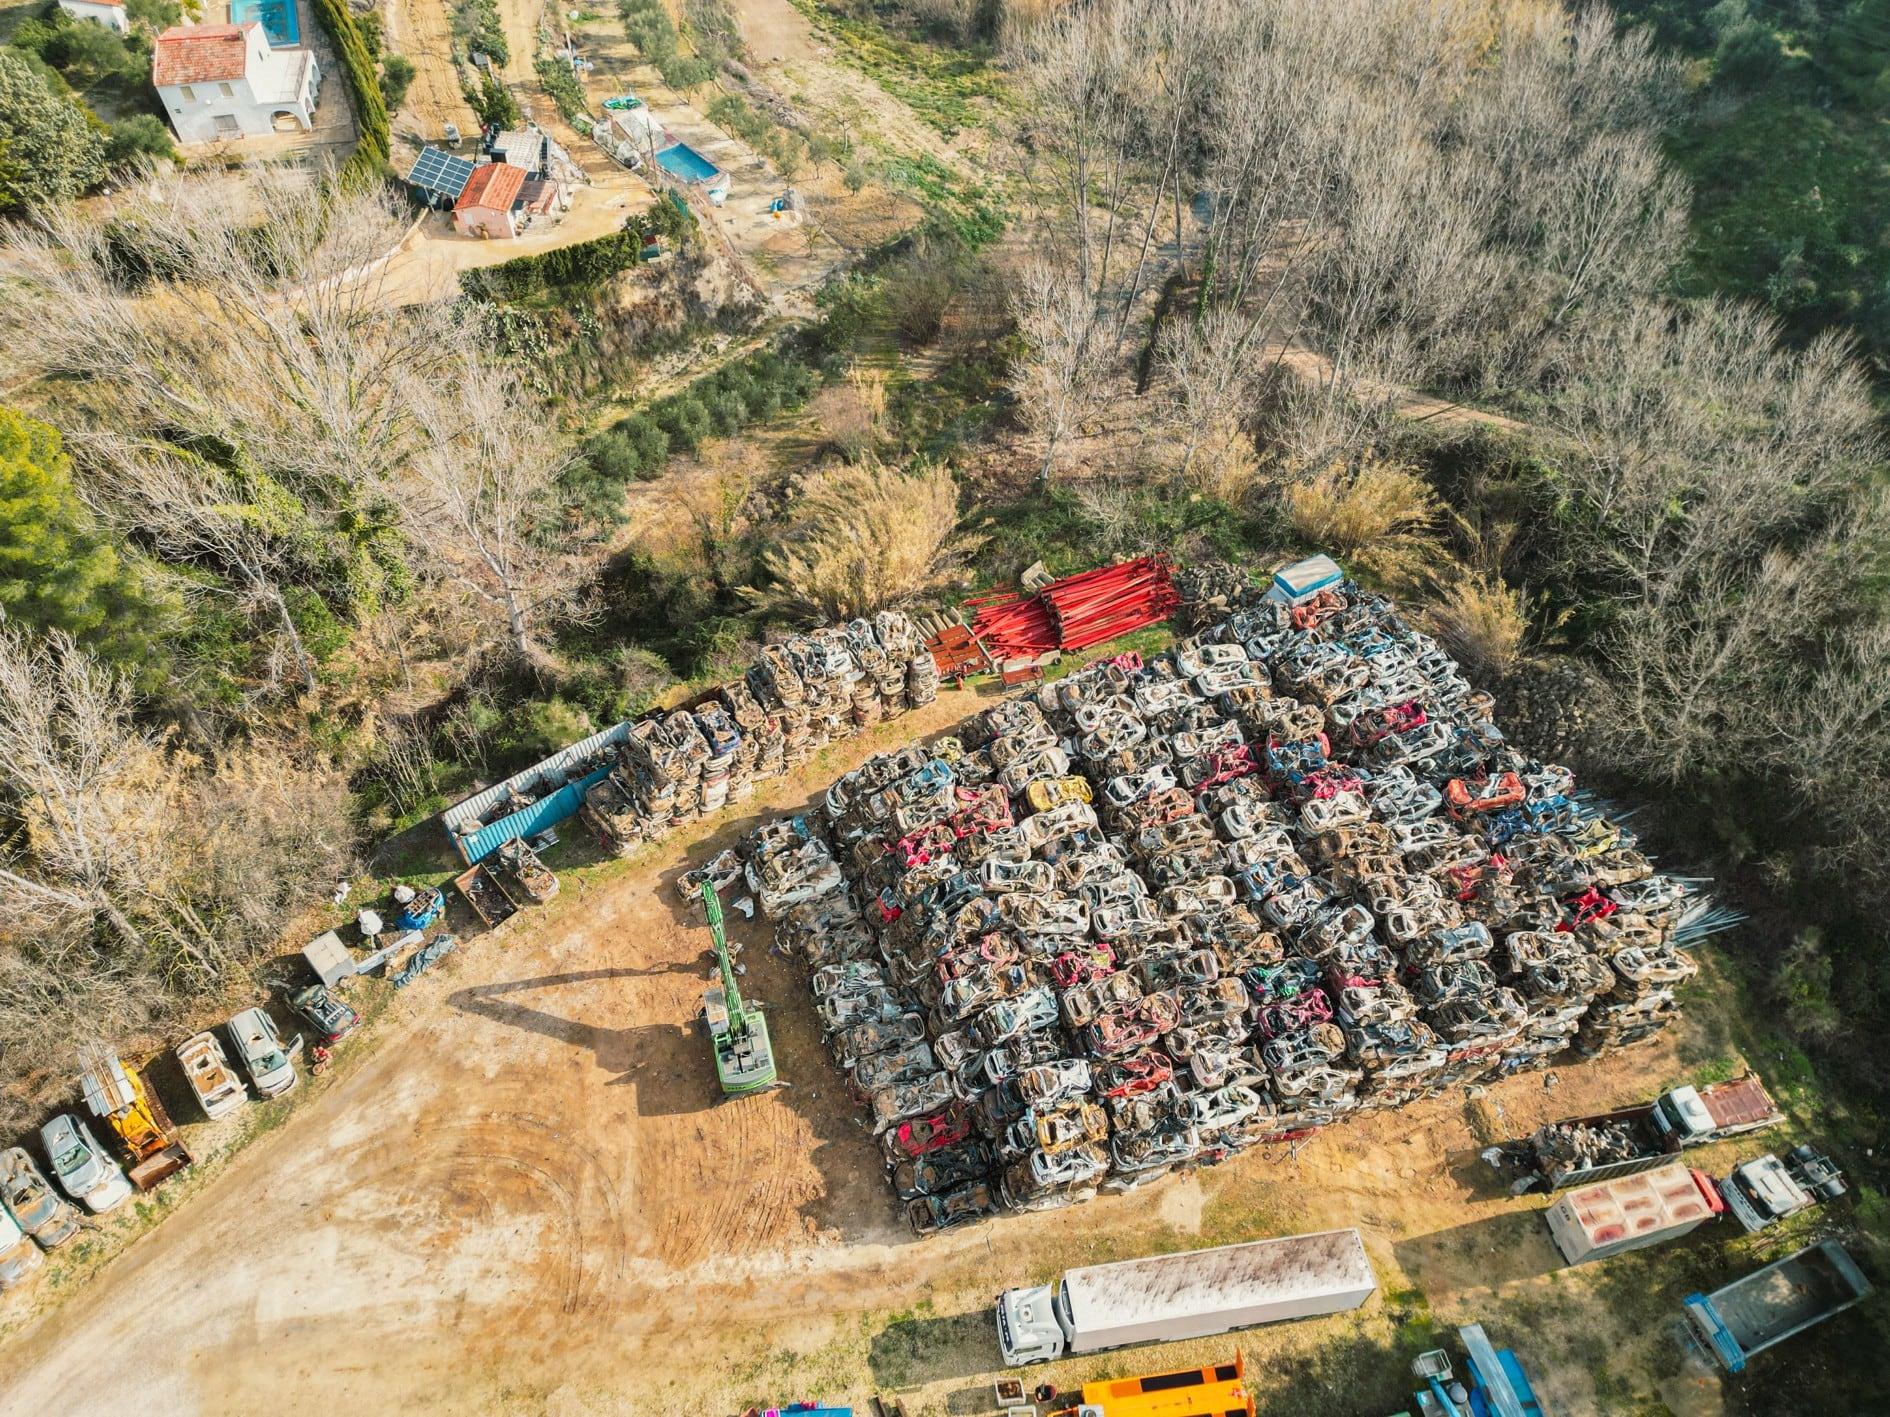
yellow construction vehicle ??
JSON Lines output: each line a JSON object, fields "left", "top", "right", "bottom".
{"left": 78, "top": 1043, "right": 192, "bottom": 1190}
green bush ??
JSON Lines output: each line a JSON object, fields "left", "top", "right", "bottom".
{"left": 459, "top": 229, "right": 644, "bottom": 299}
{"left": 708, "top": 389, "right": 747, "bottom": 435}
{"left": 379, "top": 54, "right": 416, "bottom": 110}
{"left": 661, "top": 397, "right": 713, "bottom": 452}
{"left": 619, "top": 0, "right": 676, "bottom": 58}
{"left": 618, "top": 414, "right": 669, "bottom": 471}
{"left": 465, "top": 69, "right": 520, "bottom": 128}
{"left": 535, "top": 54, "right": 588, "bottom": 121}
{"left": 106, "top": 113, "right": 174, "bottom": 166}
{"left": 494, "top": 697, "right": 594, "bottom": 767}
{"left": 125, "top": 0, "right": 181, "bottom": 26}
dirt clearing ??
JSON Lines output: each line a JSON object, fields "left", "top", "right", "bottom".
{"left": 0, "top": 664, "right": 1810, "bottom": 1416}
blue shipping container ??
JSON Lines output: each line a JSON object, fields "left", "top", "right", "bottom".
{"left": 442, "top": 721, "right": 634, "bottom": 864}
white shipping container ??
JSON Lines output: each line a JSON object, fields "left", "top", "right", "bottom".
{"left": 1060, "top": 1228, "right": 1377, "bottom": 1354}
{"left": 1546, "top": 1162, "right": 1722, "bottom": 1266}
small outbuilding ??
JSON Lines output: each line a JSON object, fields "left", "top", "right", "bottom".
{"left": 58, "top": 0, "right": 128, "bottom": 32}
{"left": 454, "top": 161, "right": 526, "bottom": 239}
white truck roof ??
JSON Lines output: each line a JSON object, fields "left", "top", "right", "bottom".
{"left": 1061, "top": 1228, "right": 1375, "bottom": 1333}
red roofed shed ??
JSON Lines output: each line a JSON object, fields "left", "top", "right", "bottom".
{"left": 454, "top": 162, "right": 526, "bottom": 239}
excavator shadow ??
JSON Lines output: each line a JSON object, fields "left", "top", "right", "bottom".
{"left": 447, "top": 967, "right": 720, "bottom": 1117}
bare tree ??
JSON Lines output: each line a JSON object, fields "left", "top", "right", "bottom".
{"left": 0, "top": 624, "right": 167, "bottom": 958}
{"left": 1158, "top": 305, "right": 1261, "bottom": 489}
{"left": 400, "top": 350, "right": 589, "bottom": 668}
{"left": 5, "top": 164, "right": 443, "bottom": 498}
{"left": 1009, "top": 259, "right": 1107, "bottom": 482}
{"left": 78, "top": 439, "right": 324, "bottom": 697}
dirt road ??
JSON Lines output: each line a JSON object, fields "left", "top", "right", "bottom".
{"left": 385, "top": 0, "right": 481, "bottom": 145}
{"left": 0, "top": 662, "right": 1767, "bottom": 1415}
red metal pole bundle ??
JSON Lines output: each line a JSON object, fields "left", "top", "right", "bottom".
{"left": 969, "top": 557, "right": 1177, "bottom": 660}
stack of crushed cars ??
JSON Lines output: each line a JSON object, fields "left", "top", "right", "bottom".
{"left": 581, "top": 612, "right": 938, "bottom": 853}
{"left": 724, "top": 575, "right": 1712, "bottom": 1233}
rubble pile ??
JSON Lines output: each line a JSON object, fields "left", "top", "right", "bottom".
{"left": 717, "top": 574, "right": 1710, "bottom": 1233}
{"left": 580, "top": 612, "right": 935, "bottom": 854}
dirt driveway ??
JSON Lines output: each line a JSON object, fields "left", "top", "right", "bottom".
{"left": 0, "top": 665, "right": 1774, "bottom": 1416}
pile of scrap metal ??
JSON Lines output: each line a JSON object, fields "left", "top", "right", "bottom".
{"left": 580, "top": 613, "right": 937, "bottom": 854}
{"left": 716, "top": 565, "right": 1716, "bottom": 1231}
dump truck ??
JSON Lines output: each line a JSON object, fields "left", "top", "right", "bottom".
{"left": 1544, "top": 1162, "right": 1724, "bottom": 1266}
{"left": 1074, "top": 1352, "right": 1254, "bottom": 1417}
{"left": 77, "top": 1043, "right": 191, "bottom": 1190}
{"left": 177, "top": 1031, "right": 247, "bottom": 1121}
{"left": 995, "top": 1229, "right": 1377, "bottom": 1366}
{"left": 1488, "top": 1073, "right": 1782, "bottom": 1193}
{"left": 1683, "top": 1240, "right": 1870, "bottom": 1372}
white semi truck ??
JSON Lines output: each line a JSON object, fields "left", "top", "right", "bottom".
{"left": 995, "top": 1229, "right": 1377, "bottom": 1367}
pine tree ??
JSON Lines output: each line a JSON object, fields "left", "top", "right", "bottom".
{"left": 0, "top": 410, "right": 159, "bottom": 667}
{"left": 0, "top": 51, "right": 106, "bottom": 212}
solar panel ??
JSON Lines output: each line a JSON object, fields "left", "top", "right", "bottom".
{"left": 407, "top": 147, "right": 475, "bottom": 201}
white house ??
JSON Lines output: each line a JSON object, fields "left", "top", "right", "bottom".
{"left": 57, "top": 0, "right": 128, "bottom": 32}
{"left": 153, "top": 22, "right": 320, "bottom": 144}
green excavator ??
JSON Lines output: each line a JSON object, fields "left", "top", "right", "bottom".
{"left": 700, "top": 880, "right": 778, "bottom": 1096}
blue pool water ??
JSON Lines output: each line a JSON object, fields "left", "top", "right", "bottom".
{"left": 232, "top": 0, "right": 301, "bottom": 47}
{"left": 654, "top": 142, "right": 720, "bottom": 184}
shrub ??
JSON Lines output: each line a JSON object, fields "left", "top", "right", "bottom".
{"left": 494, "top": 697, "right": 594, "bottom": 768}
{"left": 1427, "top": 573, "right": 1532, "bottom": 680}
{"left": 586, "top": 430, "right": 644, "bottom": 483}
{"left": 106, "top": 113, "right": 174, "bottom": 168}
{"left": 886, "top": 261, "right": 954, "bottom": 346}
{"left": 750, "top": 461, "right": 977, "bottom": 621}
{"left": 535, "top": 55, "right": 588, "bottom": 121}
{"left": 465, "top": 68, "right": 520, "bottom": 129}
{"left": 708, "top": 389, "right": 748, "bottom": 435}
{"left": 310, "top": 0, "right": 391, "bottom": 181}
{"left": 1282, "top": 456, "right": 1442, "bottom": 587}
{"left": 615, "top": 414, "right": 669, "bottom": 474}
{"left": 379, "top": 53, "right": 416, "bottom": 110}
{"left": 662, "top": 397, "right": 713, "bottom": 452}
{"left": 459, "top": 229, "right": 643, "bottom": 299}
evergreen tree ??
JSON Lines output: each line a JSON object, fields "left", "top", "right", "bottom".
{"left": 0, "top": 51, "right": 106, "bottom": 212}
{"left": 0, "top": 410, "right": 160, "bottom": 668}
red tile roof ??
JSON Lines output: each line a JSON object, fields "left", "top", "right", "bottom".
{"left": 456, "top": 162, "right": 526, "bottom": 213}
{"left": 154, "top": 23, "right": 258, "bottom": 88}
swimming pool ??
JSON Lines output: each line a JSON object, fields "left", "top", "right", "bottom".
{"left": 231, "top": 0, "right": 300, "bottom": 47}
{"left": 654, "top": 142, "right": 721, "bottom": 184}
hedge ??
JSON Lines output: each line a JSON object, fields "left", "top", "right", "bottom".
{"left": 310, "top": 0, "right": 391, "bottom": 185}
{"left": 460, "top": 230, "right": 647, "bottom": 300}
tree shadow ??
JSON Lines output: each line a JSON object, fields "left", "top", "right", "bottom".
{"left": 1392, "top": 1207, "right": 1564, "bottom": 1297}
{"left": 868, "top": 1309, "right": 1002, "bottom": 1391}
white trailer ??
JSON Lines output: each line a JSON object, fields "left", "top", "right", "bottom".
{"left": 1544, "top": 1162, "right": 1723, "bottom": 1266}
{"left": 996, "top": 1228, "right": 1377, "bottom": 1366}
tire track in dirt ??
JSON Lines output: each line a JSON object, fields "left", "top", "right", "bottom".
{"left": 360, "top": 1110, "right": 630, "bottom": 1316}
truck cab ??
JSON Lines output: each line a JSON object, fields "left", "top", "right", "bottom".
{"left": 996, "top": 1283, "right": 1070, "bottom": 1366}
{"left": 1650, "top": 1085, "right": 1715, "bottom": 1142}
{"left": 1719, "top": 1148, "right": 1845, "bottom": 1232}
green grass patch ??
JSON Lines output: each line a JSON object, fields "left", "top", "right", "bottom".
{"left": 783, "top": 0, "right": 1006, "bottom": 139}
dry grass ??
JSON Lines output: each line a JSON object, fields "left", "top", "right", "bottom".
{"left": 748, "top": 462, "right": 978, "bottom": 622}
{"left": 1427, "top": 572, "right": 1532, "bottom": 679}
{"left": 1281, "top": 456, "right": 1442, "bottom": 587}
